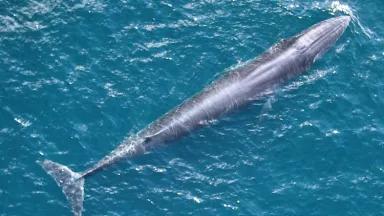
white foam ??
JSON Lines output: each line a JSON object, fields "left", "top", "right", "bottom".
{"left": 329, "top": 1, "right": 353, "bottom": 16}
{"left": 14, "top": 117, "right": 31, "bottom": 127}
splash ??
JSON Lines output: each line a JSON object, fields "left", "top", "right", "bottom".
{"left": 329, "top": 1, "right": 353, "bottom": 16}
{"left": 14, "top": 117, "right": 32, "bottom": 128}
{"left": 329, "top": 1, "right": 374, "bottom": 39}
{"left": 284, "top": 67, "right": 336, "bottom": 92}
{"left": 279, "top": 0, "right": 375, "bottom": 39}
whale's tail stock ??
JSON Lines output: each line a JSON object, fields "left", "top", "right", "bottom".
{"left": 40, "top": 160, "right": 85, "bottom": 216}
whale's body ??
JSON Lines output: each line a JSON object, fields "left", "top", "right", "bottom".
{"left": 41, "top": 16, "right": 350, "bottom": 216}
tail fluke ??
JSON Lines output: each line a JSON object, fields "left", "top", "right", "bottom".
{"left": 40, "top": 160, "right": 85, "bottom": 216}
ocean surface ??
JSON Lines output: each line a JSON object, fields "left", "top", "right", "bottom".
{"left": 1, "top": 0, "right": 384, "bottom": 215}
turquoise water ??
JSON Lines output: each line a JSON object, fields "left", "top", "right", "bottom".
{"left": 1, "top": 1, "right": 384, "bottom": 215}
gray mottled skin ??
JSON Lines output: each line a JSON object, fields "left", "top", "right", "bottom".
{"left": 81, "top": 16, "right": 351, "bottom": 177}
{"left": 41, "top": 16, "right": 350, "bottom": 216}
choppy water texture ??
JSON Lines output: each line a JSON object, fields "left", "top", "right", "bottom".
{"left": 1, "top": 0, "right": 384, "bottom": 215}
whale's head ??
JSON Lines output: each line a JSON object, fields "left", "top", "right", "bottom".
{"left": 293, "top": 16, "right": 351, "bottom": 63}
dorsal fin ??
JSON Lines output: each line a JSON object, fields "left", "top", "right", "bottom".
{"left": 143, "top": 128, "right": 168, "bottom": 144}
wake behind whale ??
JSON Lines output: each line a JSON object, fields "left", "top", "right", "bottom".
{"left": 40, "top": 16, "right": 350, "bottom": 216}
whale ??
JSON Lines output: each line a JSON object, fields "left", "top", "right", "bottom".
{"left": 40, "top": 16, "right": 350, "bottom": 216}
